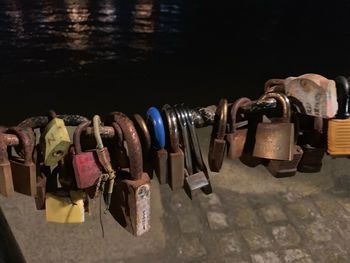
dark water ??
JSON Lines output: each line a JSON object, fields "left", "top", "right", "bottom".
{"left": 1, "top": 0, "right": 350, "bottom": 125}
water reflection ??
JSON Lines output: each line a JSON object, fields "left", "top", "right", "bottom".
{"left": 63, "top": 0, "right": 91, "bottom": 51}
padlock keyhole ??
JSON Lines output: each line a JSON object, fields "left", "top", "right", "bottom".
{"left": 53, "top": 150, "right": 64, "bottom": 157}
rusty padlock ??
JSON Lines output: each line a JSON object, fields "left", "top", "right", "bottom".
{"left": 253, "top": 92, "right": 294, "bottom": 161}
{"left": 147, "top": 106, "right": 168, "bottom": 184}
{"left": 226, "top": 97, "right": 252, "bottom": 159}
{"left": 107, "top": 112, "right": 151, "bottom": 236}
{"left": 208, "top": 99, "right": 228, "bottom": 172}
{"left": 7, "top": 127, "right": 37, "bottom": 196}
{"left": 0, "top": 133, "right": 19, "bottom": 197}
{"left": 327, "top": 76, "right": 350, "bottom": 155}
{"left": 297, "top": 116, "right": 326, "bottom": 173}
{"left": 40, "top": 111, "right": 71, "bottom": 166}
{"left": 162, "top": 104, "right": 184, "bottom": 190}
{"left": 72, "top": 121, "right": 110, "bottom": 189}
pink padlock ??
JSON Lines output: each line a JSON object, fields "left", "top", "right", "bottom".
{"left": 72, "top": 121, "right": 110, "bottom": 189}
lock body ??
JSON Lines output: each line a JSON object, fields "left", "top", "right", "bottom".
{"left": 184, "top": 170, "right": 211, "bottom": 199}
{"left": 0, "top": 161, "right": 14, "bottom": 197}
{"left": 73, "top": 149, "right": 110, "bottom": 189}
{"left": 10, "top": 157, "right": 36, "bottom": 196}
{"left": 41, "top": 118, "right": 71, "bottom": 166}
{"left": 45, "top": 191, "right": 85, "bottom": 223}
{"left": 266, "top": 145, "right": 303, "bottom": 178}
{"left": 169, "top": 150, "right": 184, "bottom": 190}
{"left": 297, "top": 146, "right": 324, "bottom": 173}
{"left": 154, "top": 148, "right": 168, "bottom": 184}
{"left": 208, "top": 138, "right": 226, "bottom": 172}
{"left": 327, "top": 119, "right": 350, "bottom": 155}
{"left": 227, "top": 129, "right": 247, "bottom": 159}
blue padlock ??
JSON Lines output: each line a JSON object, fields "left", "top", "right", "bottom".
{"left": 146, "top": 106, "right": 168, "bottom": 184}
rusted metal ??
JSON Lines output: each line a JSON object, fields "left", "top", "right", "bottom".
{"left": 18, "top": 115, "right": 89, "bottom": 128}
{"left": 108, "top": 112, "right": 143, "bottom": 180}
{"left": 132, "top": 114, "right": 151, "bottom": 154}
{"left": 7, "top": 127, "right": 37, "bottom": 196}
{"left": 0, "top": 133, "right": 14, "bottom": 197}
{"left": 83, "top": 126, "right": 115, "bottom": 139}
{"left": 264, "top": 78, "right": 286, "bottom": 93}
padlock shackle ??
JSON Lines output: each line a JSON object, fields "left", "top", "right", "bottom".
{"left": 335, "top": 75, "right": 350, "bottom": 119}
{"left": 73, "top": 121, "right": 91, "bottom": 154}
{"left": 230, "top": 97, "right": 251, "bottom": 133}
{"left": 111, "top": 122, "right": 124, "bottom": 147}
{"left": 7, "top": 127, "right": 34, "bottom": 164}
{"left": 146, "top": 107, "right": 166, "bottom": 149}
{"left": 132, "top": 114, "right": 151, "bottom": 154}
{"left": 264, "top": 79, "right": 286, "bottom": 93}
{"left": 93, "top": 115, "right": 104, "bottom": 150}
{"left": 162, "top": 105, "right": 180, "bottom": 153}
{"left": 174, "top": 106, "right": 193, "bottom": 175}
{"left": 18, "top": 115, "right": 89, "bottom": 129}
{"left": 259, "top": 92, "right": 291, "bottom": 122}
{"left": 108, "top": 112, "right": 143, "bottom": 180}
{"left": 215, "top": 99, "right": 228, "bottom": 140}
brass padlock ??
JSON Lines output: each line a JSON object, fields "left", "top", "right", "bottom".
{"left": 297, "top": 116, "right": 326, "bottom": 173}
{"left": 208, "top": 99, "right": 228, "bottom": 172}
{"left": 162, "top": 104, "right": 184, "bottom": 190}
{"left": 226, "top": 97, "right": 251, "bottom": 159}
{"left": 264, "top": 78, "right": 286, "bottom": 93}
{"left": 45, "top": 190, "right": 85, "bottom": 223}
{"left": 8, "top": 127, "right": 37, "bottom": 196}
{"left": 147, "top": 107, "right": 168, "bottom": 184}
{"left": 40, "top": 112, "right": 71, "bottom": 166}
{"left": 107, "top": 112, "right": 151, "bottom": 236}
{"left": 253, "top": 92, "right": 294, "bottom": 161}
{"left": 328, "top": 76, "right": 350, "bottom": 155}
{"left": 0, "top": 133, "right": 19, "bottom": 197}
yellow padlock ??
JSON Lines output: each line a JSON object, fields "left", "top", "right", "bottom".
{"left": 45, "top": 190, "right": 85, "bottom": 223}
{"left": 41, "top": 118, "right": 71, "bottom": 166}
{"left": 328, "top": 76, "right": 350, "bottom": 155}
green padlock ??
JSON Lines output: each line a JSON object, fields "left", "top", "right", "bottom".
{"left": 41, "top": 112, "right": 71, "bottom": 166}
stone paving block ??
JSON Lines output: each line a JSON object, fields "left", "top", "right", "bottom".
{"left": 198, "top": 193, "right": 222, "bottom": 211}
{"left": 177, "top": 236, "right": 207, "bottom": 260}
{"left": 283, "top": 249, "right": 313, "bottom": 263}
{"left": 177, "top": 213, "right": 202, "bottom": 234}
{"left": 314, "top": 198, "right": 346, "bottom": 218}
{"left": 286, "top": 202, "right": 319, "bottom": 221}
{"left": 309, "top": 244, "right": 348, "bottom": 263}
{"left": 260, "top": 204, "right": 288, "bottom": 223}
{"left": 335, "top": 198, "right": 350, "bottom": 215}
{"left": 218, "top": 232, "right": 242, "bottom": 255}
{"left": 170, "top": 191, "right": 195, "bottom": 213}
{"left": 251, "top": 251, "right": 281, "bottom": 263}
{"left": 328, "top": 219, "right": 350, "bottom": 241}
{"left": 279, "top": 191, "right": 303, "bottom": 203}
{"left": 206, "top": 211, "right": 229, "bottom": 230}
{"left": 303, "top": 220, "right": 333, "bottom": 243}
{"left": 233, "top": 207, "right": 259, "bottom": 228}
{"left": 241, "top": 228, "right": 272, "bottom": 251}
{"left": 271, "top": 225, "right": 301, "bottom": 247}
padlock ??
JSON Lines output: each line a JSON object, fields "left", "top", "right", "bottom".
{"left": 40, "top": 111, "right": 71, "bottom": 167}
{"left": 45, "top": 190, "right": 85, "bottom": 223}
{"left": 107, "top": 112, "right": 151, "bottom": 236}
{"left": 72, "top": 121, "right": 110, "bottom": 189}
{"left": 208, "top": 99, "right": 228, "bottom": 172}
{"left": 7, "top": 127, "right": 37, "bottom": 196}
{"left": 0, "top": 133, "right": 19, "bottom": 197}
{"left": 147, "top": 106, "right": 168, "bottom": 184}
{"left": 253, "top": 92, "right": 294, "bottom": 161}
{"left": 328, "top": 75, "right": 350, "bottom": 155}
{"left": 175, "top": 106, "right": 212, "bottom": 198}
{"left": 284, "top": 73, "right": 338, "bottom": 118}
{"left": 297, "top": 116, "right": 326, "bottom": 172}
{"left": 162, "top": 104, "right": 184, "bottom": 190}
{"left": 226, "top": 97, "right": 252, "bottom": 159}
